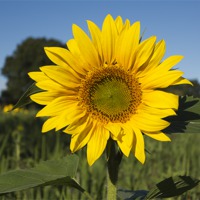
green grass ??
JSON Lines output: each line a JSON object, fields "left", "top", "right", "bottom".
{"left": 0, "top": 109, "right": 199, "bottom": 199}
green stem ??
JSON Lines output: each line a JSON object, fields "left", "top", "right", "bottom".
{"left": 106, "top": 139, "right": 123, "bottom": 200}
{"left": 14, "top": 129, "right": 22, "bottom": 200}
{"left": 107, "top": 170, "right": 117, "bottom": 200}
{"left": 83, "top": 191, "right": 93, "bottom": 200}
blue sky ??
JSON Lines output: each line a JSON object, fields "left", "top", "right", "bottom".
{"left": 0, "top": 0, "right": 200, "bottom": 93}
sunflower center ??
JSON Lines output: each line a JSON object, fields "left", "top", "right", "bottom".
{"left": 79, "top": 66, "right": 142, "bottom": 123}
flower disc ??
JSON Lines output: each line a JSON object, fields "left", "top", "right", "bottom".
{"left": 79, "top": 66, "right": 142, "bottom": 123}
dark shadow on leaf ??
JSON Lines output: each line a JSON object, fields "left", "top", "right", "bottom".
{"left": 163, "top": 96, "right": 200, "bottom": 134}
{"left": 118, "top": 189, "right": 148, "bottom": 200}
{"left": 145, "top": 176, "right": 199, "bottom": 199}
{"left": 41, "top": 177, "right": 85, "bottom": 193}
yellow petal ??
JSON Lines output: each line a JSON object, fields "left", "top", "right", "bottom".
{"left": 116, "top": 21, "right": 140, "bottom": 70}
{"left": 44, "top": 47, "right": 86, "bottom": 77}
{"left": 121, "top": 124, "right": 134, "bottom": 148}
{"left": 115, "top": 16, "right": 123, "bottom": 32}
{"left": 124, "top": 19, "right": 131, "bottom": 30}
{"left": 148, "top": 40, "right": 166, "bottom": 70}
{"left": 87, "top": 125, "right": 109, "bottom": 166}
{"left": 42, "top": 113, "right": 69, "bottom": 132}
{"left": 132, "top": 128, "right": 145, "bottom": 164}
{"left": 139, "top": 104, "right": 176, "bottom": 118}
{"left": 67, "top": 39, "right": 81, "bottom": 55}
{"left": 69, "top": 118, "right": 93, "bottom": 152}
{"left": 44, "top": 47, "right": 71, "bottom": 67}
{"left": 116, "top": 138, "right": 131, "bottom": 157}
{"left": 137, "top": 40, "right": 166, "bottom": 76}
{"left": 87, "top": 20, "right": 103, "bottom": 63}
{"left": 60, "top": 108, "right": 86, "bottom": 131}
{"left": 30, "top": 91, "right": 62, "bottom": 105}
{"left": 172, "top": 77, "right": 193, "bottom": 86}
{"left": 36, "top": 96, "right": 77, "bottom": 117}
{"left": 28, "top": 71, "right": 49, "bottom": 82}
{"left": 67, "top": 39, "right": 90, "bottom": 74}
{"left": 40, "top": 66, "right": 80, "bottom": 88}
{"left": 131, "top": 112, "right": 170, "bottom": 132}
{"left": 42, "top": 116, "right": 58, "bottom": 132}
{"left": 157, "top": 55, "right": 184, "bottom": 71}
{"left": 55, "top": 110, "right": 80, "bottom": 131}
{"left": 29, "top": 69, "right": 67, "bottom": 92}
{"left": 42, "top": 108, "right": 84, "bottom": 133}
{"left": 116, "top": 125, "right": 133, "bottom": 157}
{"left": 72, "top": 24, "right": 100, "bottom": 68}
{"left": 140, "top": 70, "right": 184, "bottom": 89}
{"left": 35, "top": 80, "right": 66, "bottom": 91}
{"left": 143, "top": 131, "right": 171, "bottom": 141}
{"left": 133, "top": 36, "right": 156, "bottom": 72}
{"left": 101, "top": 14, "right": 118, "bottom": 64}
{"left": 141, "top": 55, "right": 183, "bottom": 79}
{"left": 142, "top": 90, "right": 178, "bottom": 109}
{"left": 65, "top": 115, "right": 89, "bottom": 134}
{"left": 105, "top": 123, "right": 122, "bottom": 137}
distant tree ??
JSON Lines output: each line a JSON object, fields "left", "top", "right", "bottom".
{"left": 1, "top": 37, "right": 65, "bottom": 105}
{"left": 164, "top": 79, "right": 200, "bottom": 98}
{"left": 186, "top": 79, "right": 200, "bottom": 97}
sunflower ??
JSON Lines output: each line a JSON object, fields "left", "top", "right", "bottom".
{"left": 29, "top": 14, "right": 191, "bottom": 166}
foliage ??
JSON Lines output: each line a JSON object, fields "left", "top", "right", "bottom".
{"left": 0, "top": 155, "right": 82, "bottom": 194}
{"left": 0, "top": 106, "right": 199, "bottom": 199}
{"left": 186, "top": 79, "right": 200, "bottom": 97}
{"left": 145, "top": 175, "right": 199, "bottom": 199}
{"left": 164, "top": 79, "right": 200, "bottom": 98}
{"left": 164, "top": 96, "right": 200, "bottom": 134}
{"left": 0, "top": 37, "right": 65, "bottom": 105}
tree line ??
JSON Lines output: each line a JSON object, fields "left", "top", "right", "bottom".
{"left": 0, "top": 37, "right": 200, "bottom": 105}
{"left": 0, "top": 37, "right": 65, "bottom": 105}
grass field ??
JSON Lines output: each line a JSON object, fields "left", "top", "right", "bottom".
{"left": 0, "top": 107, "right": 199, "bottom": 199}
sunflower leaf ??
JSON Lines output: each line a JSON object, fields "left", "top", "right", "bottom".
{"left": 0, "top": 154, "right": 85, "bottom": 195}
{"left": 144, "top": 175, "right": 199, "bottom": 199}
{"left": 117, "top": 189, "right": 148, "bottom": 200}
{"left": 12, "top": 83, "right": 43, "bottom": 110}
{"left": 164, "top": 96, "right": 200, "bottom": 134}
